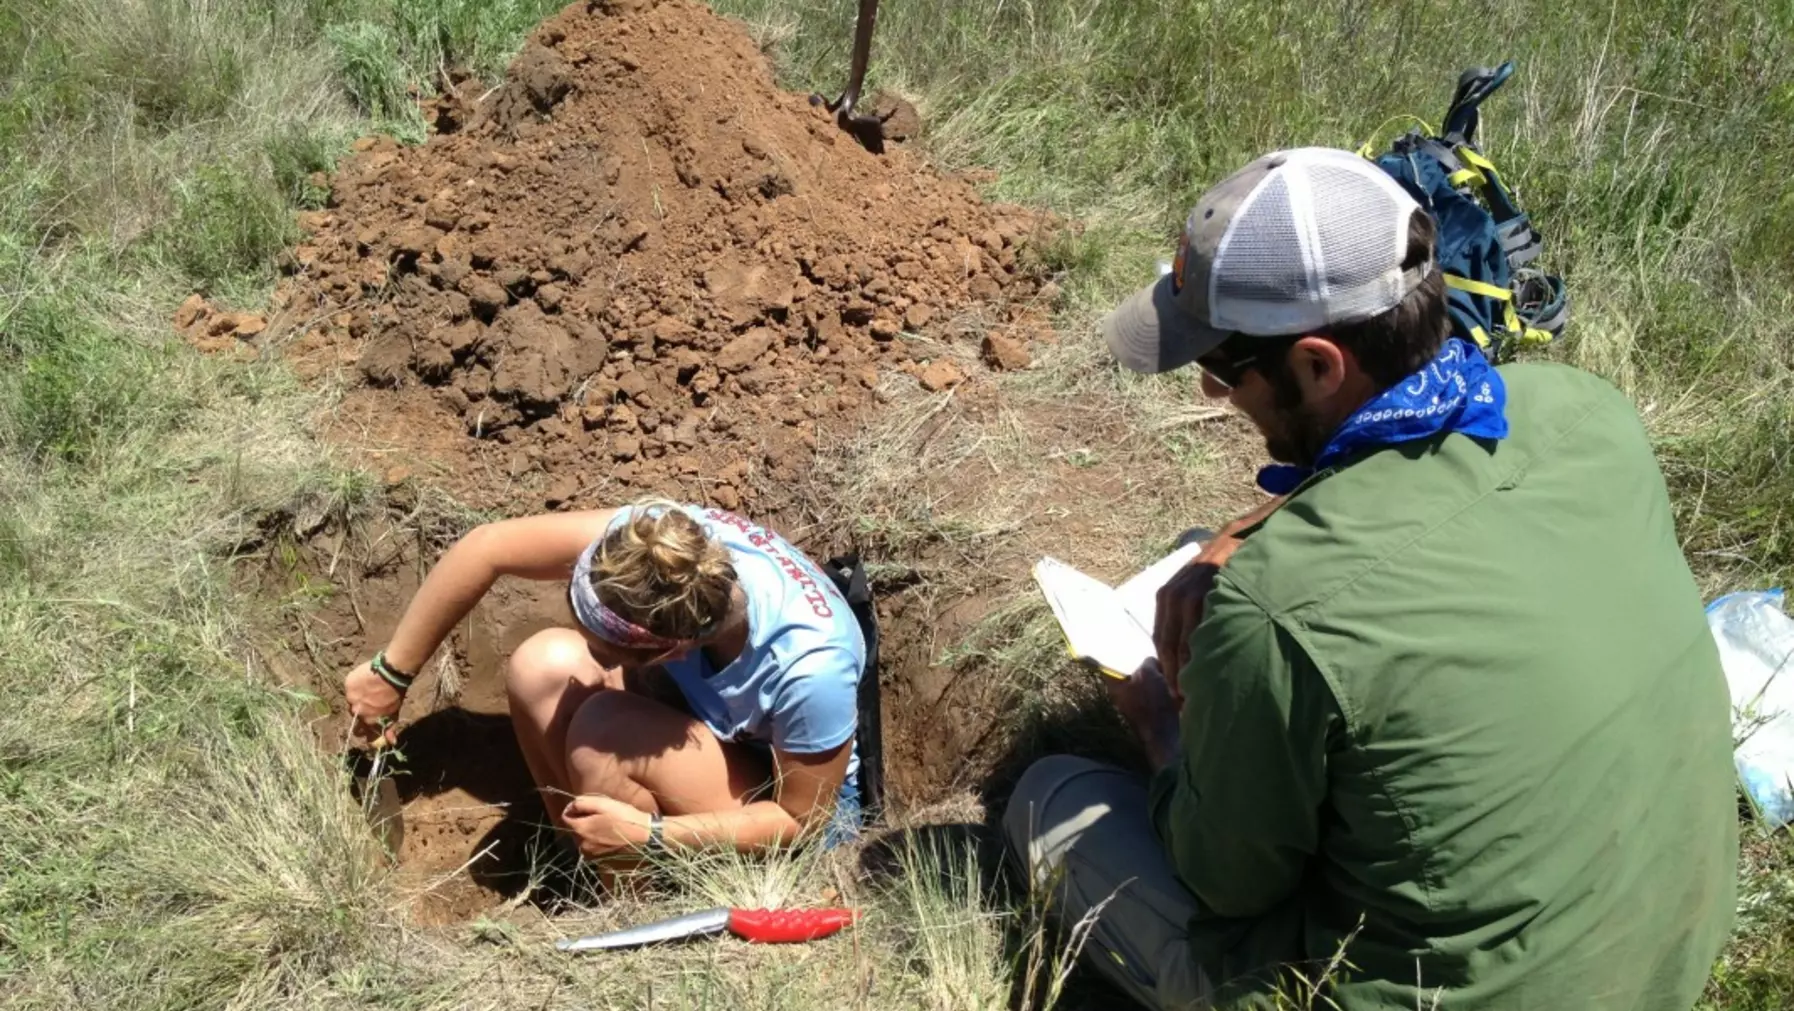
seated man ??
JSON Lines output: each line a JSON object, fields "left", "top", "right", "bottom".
{"left": 1005, "top": 148, "right": 1737, "bottom": 1010}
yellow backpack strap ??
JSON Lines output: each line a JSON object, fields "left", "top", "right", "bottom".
{"left": 1447, "top": 165, "right": 1486, "bottom": 188}
{"left": 1447, "top": 274, "right": 1551, "bottom": 347}
{"left": 1502, "top": 298, "right": 1522, "bottom": 337}
{"left": 1356, "top": 115, "right": 1437, "bottom": 160}
{"left": 1444, "top": 274, "right": 1513, "bottom": 301}
{"left": 1448, "top": 145, "right": 1500, "bottom": 192}
{"left": 1456, "top": 145, "right": 1500, "bottom": 176}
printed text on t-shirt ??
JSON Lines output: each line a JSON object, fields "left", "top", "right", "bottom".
{"left": 705, "top": 510, "right": 839, "bottom": 618}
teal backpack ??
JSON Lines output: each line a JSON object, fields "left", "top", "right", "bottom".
{"left": 1360, "top": 62, "right": 1568, "bottom": 361}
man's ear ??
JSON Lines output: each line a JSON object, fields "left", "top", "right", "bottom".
{"left": 1289, "top": 335, "right": 1349, "bottom": 399}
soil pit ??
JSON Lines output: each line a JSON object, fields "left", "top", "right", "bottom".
{"left": 223, "top": 0, "right": 1069, "bottom": 920}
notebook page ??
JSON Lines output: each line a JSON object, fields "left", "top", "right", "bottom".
{"left": 1114, "top": 541, "right": 1205, "bottom": 636}
{"left": 1033, "top": 557, "right": 1154, "bottom": 677}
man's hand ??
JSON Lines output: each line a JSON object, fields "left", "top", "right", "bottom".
{"left": 345, "top": 661, "right": 403, "bottom": 747}
{"left": 1106, "top": 658, "right": 1182, "bottom": 772}
{"left": 1153, "top": 497, "right": 1285, "bottom": 698}
{"left": 563, "top": 794, "right": 652, "bottom": 859}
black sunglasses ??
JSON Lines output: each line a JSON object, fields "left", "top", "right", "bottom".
{"left": 1196, "top": 334, "right": 1298, "bottom": 389}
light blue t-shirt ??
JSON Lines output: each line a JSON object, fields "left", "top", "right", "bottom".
{"left": 608, "top": 504, "right": 865, "bottom": 788}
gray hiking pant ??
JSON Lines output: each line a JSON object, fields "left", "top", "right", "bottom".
{"left": 1004, "top": 755, "right": 1214, "bottom": 1010}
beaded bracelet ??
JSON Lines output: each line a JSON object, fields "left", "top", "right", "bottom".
{"left": 371, "top": 651, "right": 415, "bottom": 693}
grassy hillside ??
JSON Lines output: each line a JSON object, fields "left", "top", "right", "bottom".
{"left": 1, "top": 0, "right": 1790, "bottom": 1007}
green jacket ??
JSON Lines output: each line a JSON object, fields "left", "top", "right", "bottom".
{"left": 1149, "top": 362, "right": 1738, "bottom": 1010}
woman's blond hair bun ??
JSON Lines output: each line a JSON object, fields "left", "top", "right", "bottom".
{"left": 591, "top": 498, "right": 736, "bottom": 642}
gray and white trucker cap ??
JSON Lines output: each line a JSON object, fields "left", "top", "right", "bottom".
{"left": 1103, "top": 147, "right": 1432, "bottom": 374}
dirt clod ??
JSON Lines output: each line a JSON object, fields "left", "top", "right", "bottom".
{"left": 870, "top": 315, "right": 901, "bottom": 341}
{"left": 716, "top": 327, "right": 773, "bottom": 372}
{"left": 870, "top": 91, "right": 923, "bottom": 144}
{"left": 391, "top": 225, "right": 443, "bottom": 258}
{"left": 359, "top": 334, "right": 412, "bottom": 387}
{"left": 981, "top": 333, "right": 1031, "bottom": 371}
{"left": 465, "top": 279, "right": 509, "bottom": 319}
{"left": 174, "top": 294, "right": 207, "bottom": 330}
{"left": 918, "top": 359, "right": 967, "bottom": 391}
{"left": 482, "top": 42, "right": 574, "bottom": 131}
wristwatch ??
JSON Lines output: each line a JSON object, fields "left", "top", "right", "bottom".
{"left": 646, "top": 812, "right": 666, "bottom": 852}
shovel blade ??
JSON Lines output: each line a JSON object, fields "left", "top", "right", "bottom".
{"left": 366, "top": 774, "right": 404, "bottom": 855}
{"left": 347, "top": 748, "right": 405, "bottom": 857}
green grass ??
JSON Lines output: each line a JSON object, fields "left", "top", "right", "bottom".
{"left": 2, "top": 0, "right": 1792, "bottom": 1007}
{"left": 0, "top": 0, "right": 519, "bottom": 1005}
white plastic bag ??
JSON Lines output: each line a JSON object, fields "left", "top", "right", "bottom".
{"left": 1708, "top": 590, "right": 1794, "bottom": 827}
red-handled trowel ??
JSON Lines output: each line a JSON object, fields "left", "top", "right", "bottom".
{"left": 556, "top": 907, "right": 859, "bottom": 952}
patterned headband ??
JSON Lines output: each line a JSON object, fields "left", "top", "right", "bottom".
{"left": 568, "top": 532, "right": 719, "bottom": 650}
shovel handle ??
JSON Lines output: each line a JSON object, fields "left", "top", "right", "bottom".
{"left": 727, "top": 907, "right": 858, "bottom": 943}
{"left": 839, "top": 0, "right": 878, "bottom": 112}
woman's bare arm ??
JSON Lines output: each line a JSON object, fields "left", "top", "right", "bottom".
{"left": 382, "top": 508, "right": 618, "bottom": 673}
{"left": 650, "top": 739, "right": 855, "bottom": 851}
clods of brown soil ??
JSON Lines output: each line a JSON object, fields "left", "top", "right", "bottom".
{"left": 245, "top": 0, "right": 1054, "bottom": 517}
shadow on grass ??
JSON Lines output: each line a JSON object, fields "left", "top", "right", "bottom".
{"left": 856, "top": 684, "right": 1151, "bottom": 1010}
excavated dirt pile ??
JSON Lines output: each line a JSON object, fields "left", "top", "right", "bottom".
{"left": 246, "top": 0, "right": 1051, "bottom": 515}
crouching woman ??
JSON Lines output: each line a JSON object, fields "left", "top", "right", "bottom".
{"left": 343, "top": 498, "right": 866, "bottom": 859}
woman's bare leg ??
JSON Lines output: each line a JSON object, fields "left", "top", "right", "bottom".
{"left": 506, "top": 627, "right": 622, "bottom": 823}
{"left": 506, "top": 626, "right": 768, "bottom": 822}
{"left": 562, "top": 690, "right": 771, "bottom": 816}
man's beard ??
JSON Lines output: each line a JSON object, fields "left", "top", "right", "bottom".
{"left": 1261, "top": 373, "right": 1336, "bottom": 466}
{"left": 1263, "top": 407, "right": 1334, "bottom": 465}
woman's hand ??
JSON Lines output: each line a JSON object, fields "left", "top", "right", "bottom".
{"left": 345, "top": 660, "right": 403, "bottom": 747}
{"left": 563, "top": 794, "right": 651, "bottom": 859}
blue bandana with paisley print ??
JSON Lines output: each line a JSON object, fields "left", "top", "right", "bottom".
{"left": 1257, "top": 336, "right": 1508, "bottom": 495}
